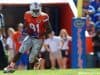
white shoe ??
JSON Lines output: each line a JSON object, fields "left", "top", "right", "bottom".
{"left": 3, "top": 65, "right": 15, "bottom": 73}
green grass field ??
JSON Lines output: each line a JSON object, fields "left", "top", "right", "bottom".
{"left": 0, "top": 69, "right": 100, "bottom": 75}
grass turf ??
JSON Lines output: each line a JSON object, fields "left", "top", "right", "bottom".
{"left": 0, "top": 69, "right": 100, "bottom": 75}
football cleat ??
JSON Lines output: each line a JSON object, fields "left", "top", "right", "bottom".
{"left": 3, "top": 65, "right": 15, "bottom": 73}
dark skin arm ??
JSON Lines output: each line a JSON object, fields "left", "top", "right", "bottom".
{"left": 44, "top": 21, "right": 52, "bottom": 38}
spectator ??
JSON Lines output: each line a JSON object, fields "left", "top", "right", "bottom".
{"left": 90, "top": 0, "right": 100, "bottom": 10}
{"left": 6, "top": 28, "right": 15, "bottom": 63}
{"left": 13, "top": 23, "right": 28, "bottom": 70}
{"left": 45, "top": 31, "right": 62, "bottom": 69}
{"left": 0, "top": 5, "right": 5, "bottom": 29}
{"left": 83, "top": 0, "right": 95, "bottom": 21}
{"left": 0, "top": 28, "right": 8, "bottom": 70}
{"left": 86, "top": 21, "right": 95, "bottom": 36}
{"left": 94, "top": 7, "right": 100, "bottom": 23}
{"left": 85, "top": 22, "right": 95, "bottom": 68}
{"left": 13, "top": 23, "right": 27, "bottom": 53}
{"left": 59, "top": 29, "right": 72, "bottom": 69}
{"left": 93, "top": 22, "right": 100, "bottom": 68}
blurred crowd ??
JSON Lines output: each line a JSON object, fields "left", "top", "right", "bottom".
{"left": 82, "top": 0, "right": 100, "bottom": 68}
{"left": 0, "top": 23, "right": 29, "bottom": 70}
{"left": 0, "top": 24, "right": 72, "bottom": 70}
{"left": 0, "top": 0, "right": 100, "bottom": 70}
{"left": 74, "top": 0, "right": 100, "bottom": 68}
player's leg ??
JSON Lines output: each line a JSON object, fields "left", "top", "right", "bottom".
{"left": 13, "top": 36, "right": 32, "bottom": 65}
{"left": 28, "top": 38, "right": 43, "bottom": 69}
{"left": 16, "top": 53, "right": 29, "bottom": 70}
{"left": 4, "top": 36, "right": 32, "bottom": 73}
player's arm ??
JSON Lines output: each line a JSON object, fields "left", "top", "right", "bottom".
{"left": 43, "top": 13, "right": 52, "bottom": 35}
{"left": 44, "top": 20, "right": 52, "bottom": 38}
{"left": 44, "top": 21, "right": 52, "bottom": 38}
{"left": 23, "top": 21, "right": 29, "bottom": 34}
{"left": 23, "top": 12, "right": 32, "bottom": 35}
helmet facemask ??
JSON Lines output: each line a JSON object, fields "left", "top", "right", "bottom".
{"left": 32, "top": 9, "right": 40, "bottom": 17}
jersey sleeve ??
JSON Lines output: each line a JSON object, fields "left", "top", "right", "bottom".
{"left": 42, "top": 13, "right": 52, "bottom": 35}
{"left": 24, "top": 12, "right": 32, "bottom": 30}
{"left": 24, "top": 13, "right": 27, "bottom": 21}
{"left": 24, "top": 12, "right": 31, "bottom": 23}
{"left": 43, "top": 15, "right": 49, "bottom": 22}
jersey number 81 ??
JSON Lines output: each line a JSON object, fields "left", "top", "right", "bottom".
{"left": 29, "top": 23, "right": 39, "bottom": 33}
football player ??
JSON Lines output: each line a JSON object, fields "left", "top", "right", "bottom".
{"left": 4, "top": 2, "right": 52, "bottom": 73}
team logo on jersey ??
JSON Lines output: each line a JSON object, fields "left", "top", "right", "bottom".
{"left": 36, "top": 19, "right": 41, "bottom": 24}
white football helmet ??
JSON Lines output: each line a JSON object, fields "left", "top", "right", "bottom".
{"left": 30, "top": 2, "right": 41, "bottom": 17}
